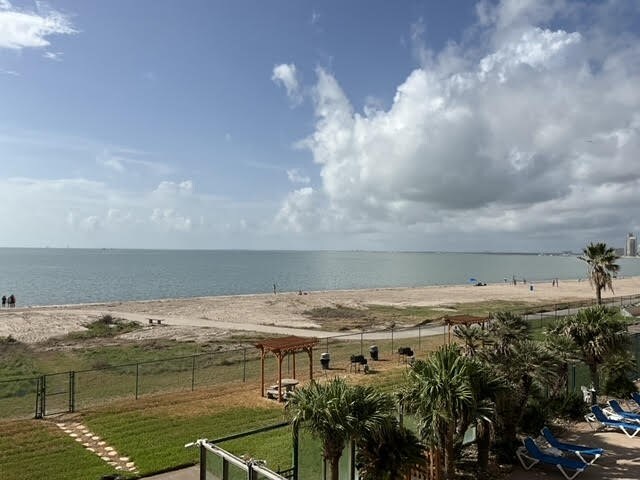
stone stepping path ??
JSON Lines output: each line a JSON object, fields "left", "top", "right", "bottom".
{"left": 55, "top": 421, "right": 138, "bottom": 474}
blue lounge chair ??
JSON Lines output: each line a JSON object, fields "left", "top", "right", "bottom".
{"left": 541, "top": 426, "right": 603, "bottom": 464}
{"left": 586, "top": 405, "right": 640, "bottom": 438}
{"left": 516, "top": 437, "right": 589, "bottom": 480}
{"left": 608, "top": 399, "right": 640, "bottom": 423}
{"left": 630, "top": 391, "right": 640, "bottom": 410}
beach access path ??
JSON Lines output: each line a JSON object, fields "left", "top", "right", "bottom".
{"left": 1, "top": 277, "right": 639, "bottom": 344}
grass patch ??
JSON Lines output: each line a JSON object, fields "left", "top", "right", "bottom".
{"left": 303, "top": 300, "right": 541, "bottom": 330}
{"left": 1, "top": 420, "right": 116, "bottom": 480}
{"left": 84, "top": 401, "right": 287, "bottom": 476}
{"left": 67, "top": 314, "right": 142, "bottom": 340}
{"left": 1, "top": 344, "right": 439, "bottom": 479}
{"left": 221, "top": 426, "right": 293, "bottom": 473}
{"left": 0, "top": 339, "right": 39, "bottom": 379}
{"left": 80, "top": 339, "right": 205, "bottom": 369}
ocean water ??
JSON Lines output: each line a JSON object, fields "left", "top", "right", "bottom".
{"left": 0, "top": 248, "right": 639, "bottom": 307}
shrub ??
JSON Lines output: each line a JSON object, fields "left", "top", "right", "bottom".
{"left": 519, "top": 401, "right": 548, "bottom": 434}
{"left": 99, "top": 314, "right": 115, "bottom": 325}
{"left": 547, "top": 392, "right": 588, "bottom": 420}
{"left": 69, "top": 316, "right": 141, "bottom": 339}
{"left": 601, "top": 352, "right": 637, "bottom": 398}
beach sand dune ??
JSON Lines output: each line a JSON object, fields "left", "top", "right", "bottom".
{"left": 1, "top": 277, "right": 639, "bottom": 344}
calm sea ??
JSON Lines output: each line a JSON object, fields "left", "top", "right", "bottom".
{"left": 1, "top": 248, "right": 639, "bottom": 307}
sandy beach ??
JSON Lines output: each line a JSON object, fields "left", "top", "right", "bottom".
{"left": 1, "top": 277, "right": 639, "bottom": 344}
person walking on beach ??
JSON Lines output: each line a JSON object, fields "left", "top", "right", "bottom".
{"left": 1, "top": 295, "right": 5, "bottom": 308}
{"left": 9, "top": 294, "right": 15, "bottom": 308}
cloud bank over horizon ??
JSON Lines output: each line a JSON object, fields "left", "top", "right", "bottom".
{"left": 1, "top": 0, "right": 639, "bottom": 251}
{"left": 275, "top": 0, "right": 640, "bottom": 250}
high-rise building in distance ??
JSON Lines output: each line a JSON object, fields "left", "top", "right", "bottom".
{"left": 626, "top": 232, "right": 637, "bottom": 257}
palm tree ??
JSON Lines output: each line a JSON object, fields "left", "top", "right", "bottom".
{"left": 453, "top": 324, "right": 486, "bottom": 357}
{"left": 458, "top": 361, "right": 504, "bottom": 479}
{"left": 490, "top": 339, "right": 557, "bottom": 459}
{"left": 543, "top": 332, "right": 581, "bottom": 398}
{"left": 402, "top": 345, "right": 474, "bottom": 480}
{"left": 285, "top": 378, "right": 393, "bottom": 480}
{"left": 356, "top": 418, "right": 427, "bottom": 480}
{"left": 579, "top": 242, "right": 620, "bottom": 304}
{"left": 549, "top": 306, "right": 629, "bottom": 398}
{"left": 483, "top": 313, "right": 558, "bottom": 460}
{"left": 485, "top": 311, "right": 529, "bottom": 356}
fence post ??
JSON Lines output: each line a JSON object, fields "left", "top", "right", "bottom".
{"left": 191, "top": 356, "right": 196, "bottom": 391}
{"left": 69, "top": 371, "right": 75, "bottom": 413}
{"left": 292, "top": 422, "right": 299, "bottom": 480}
{"left": 243, "top": 348, "right": 247, "bottom": 382}
{"left": 200, "top": 444, "right": 207, "bottom": 480}
{"left": 35, "top": 376, "right": 44, "bottom": 419}
{"left": 360, "top": 332, "right": 364, "bottom": 356}
{"left": 41, "top": 375, "right": 46, "bottom": 418}
{"left": 391, "top": 327, "right": 394, "bottom": 355}
{"left": 135, "top": 363, "right": 139, "bottom": 400}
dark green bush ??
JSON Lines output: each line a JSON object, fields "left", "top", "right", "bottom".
{"left": 601, "top": 352, "right": 637, "bottom": 398}
{"left": 519, "top": 401, "right": 548, "bottom": 434}
{"left": 547, "top": 392, "right": 588, "bottom": 420}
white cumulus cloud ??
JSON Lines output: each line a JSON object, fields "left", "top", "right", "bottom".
{"left": 0, "top": 1, "right": 76, "bottom": 50}
{"left": 150, "top": 208, "right": 192, "bottom": 232}
{"left": 286, "top": 168, "right": 310, "bottom": 185}
{"left": 272, "top": 63, "right": 302, "bottom": 106}
{"left": 275, "top": 0, "right": 640, "bottom": 250}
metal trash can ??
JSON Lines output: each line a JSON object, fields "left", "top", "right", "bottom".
{"left": 320, "top": 352, "right": 330, "bottom": 370}
{"left": 369, "top": 345, "right": 379, "bottom": 361}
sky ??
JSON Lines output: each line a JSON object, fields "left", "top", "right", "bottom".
{"left": 0, "top": 0, "right": 639, "bottom": 252}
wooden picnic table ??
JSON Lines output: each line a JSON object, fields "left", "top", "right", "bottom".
{"left": 267, "top": 378, "right": 300, "bottom": 400}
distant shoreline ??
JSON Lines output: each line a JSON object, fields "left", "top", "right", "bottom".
{"left": 5, "top": 274, "right": 640, "bottom": 311}
{"left": 2, "top": 276, "right": 640, "bottom": 344}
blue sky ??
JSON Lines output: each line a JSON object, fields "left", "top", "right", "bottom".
{"left": 0, "top": 1, "right": 639, "bottom": 251}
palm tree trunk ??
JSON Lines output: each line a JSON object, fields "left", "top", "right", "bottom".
{"left": 476, "top": 421, "right": 491, "bottom": 479}
{"left": 324, "top": 443, "right": 343, "bottom": 480}
{"left": 444, "top": 426, "right": 455, "bottom": 480}
{"left": 596, "top": 285, "right": 602, "bottom": 305}
{"left": 329, "top": 456, "right": 340, "bottom": 480}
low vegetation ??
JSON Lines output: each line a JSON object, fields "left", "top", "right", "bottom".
{"left": 67, "top": 314, "right": 142, "bottom": 339}
{"left": 303, "top": 300, "right": 537, "bottom": 330}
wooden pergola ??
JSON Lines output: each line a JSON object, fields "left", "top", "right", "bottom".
{"left": 255, "top": 335, "right": 319, "bottom": 402}
{"left": 444, "top": 314, "right": 489, "bottom": 344}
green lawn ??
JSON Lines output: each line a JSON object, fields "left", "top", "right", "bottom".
{"left": 1, "top": 420, "right": 116, "bottom": 480}
{"left": 83, "top": 404, "right": 288, "bottom": 476}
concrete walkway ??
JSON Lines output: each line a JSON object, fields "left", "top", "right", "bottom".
{"left": 140, "top": 465, "right": 199, "bottom": 480}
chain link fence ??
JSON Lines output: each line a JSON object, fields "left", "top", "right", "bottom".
{"left": 2, "top": 294, "right": 640, "bottom": 419}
